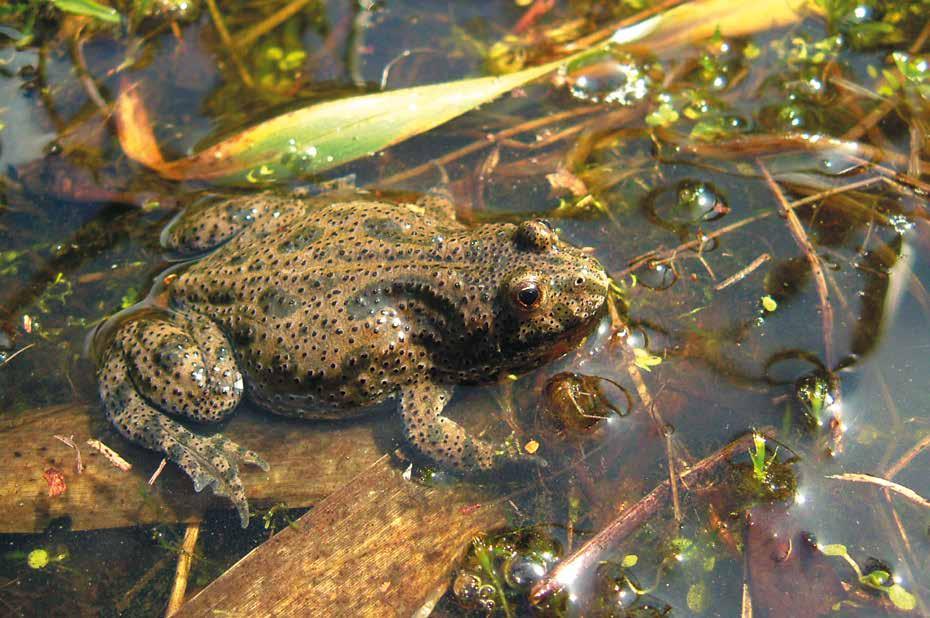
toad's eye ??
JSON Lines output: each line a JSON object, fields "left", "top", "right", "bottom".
{"left": 513, "top": 280, "right": 544, "bottom": 310}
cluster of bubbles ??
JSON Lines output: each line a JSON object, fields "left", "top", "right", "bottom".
{"left": 451, "top": 528, "right": 562, "bottom": 613}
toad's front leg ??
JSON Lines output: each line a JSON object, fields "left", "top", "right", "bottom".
{"left": 399, "top": 379, "right": 546, "bottom": 472}
{"left": 97, "top": 311, "right": 268, "bottom": 527}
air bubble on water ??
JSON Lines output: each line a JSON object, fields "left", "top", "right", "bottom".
{"left": 565, "top": 55, "right": 651, "bottom": 106}
{"left": 889, "top": 214, "right": 915, "bottom": 234}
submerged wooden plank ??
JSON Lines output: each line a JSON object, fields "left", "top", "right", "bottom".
{"left": 0, "top": 402, "right": 389, "bottom": 533}
{"left": 178, "top": 457, "right": 506, "bottom": 617}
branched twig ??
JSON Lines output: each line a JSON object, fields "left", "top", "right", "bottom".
{"left": 53, "top": 434, "right": 83, "bottom": 474}
{"left": 619, "top": 212, "right": 769, "bottom": 279}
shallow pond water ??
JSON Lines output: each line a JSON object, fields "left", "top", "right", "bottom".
{"left": 2, "top": 1, "right": 930, "bottom": 616}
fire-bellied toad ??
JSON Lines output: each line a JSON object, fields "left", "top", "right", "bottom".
{"left": 95, "top": 189, "right": 609, "bottom": 525}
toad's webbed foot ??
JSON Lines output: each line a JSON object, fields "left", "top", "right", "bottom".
{"left": 98, "top": 313, "right": 268, "bottom": 527}
{"left": 399, "top": 381, "right": 547, "bottom": 472}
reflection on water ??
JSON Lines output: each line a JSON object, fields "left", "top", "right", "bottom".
{"left": 1, "top": 1, "right": 930, "bottom": 616}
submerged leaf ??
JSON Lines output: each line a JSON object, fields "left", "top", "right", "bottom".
{"left": 116, "top": 59, "right": 571, "bottom": 184}
{"left": 887, "top": 584, "right": 917, "bottom": 611}
{"left": 115, "top": 0, "right": 817, "bottom": 185}
{"left": 51, "top": 0, "right": 121, "bottom": 23}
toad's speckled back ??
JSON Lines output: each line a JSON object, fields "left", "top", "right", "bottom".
{"left": 169, "top": 192, "right": 608, "bottom": 416}
{"left": 97, "top": 189, "right": 609, "bottom": 526}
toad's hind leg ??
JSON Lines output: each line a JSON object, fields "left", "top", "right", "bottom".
{"left": 399, "top": 380, "right": 545, "bottom": 472}
{"left": 97, "top": 312, "right": 268, "bottom": 527}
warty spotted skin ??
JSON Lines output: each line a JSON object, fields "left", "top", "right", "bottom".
{"left": 96, "top": 189, "right": 609, "bottom": 526}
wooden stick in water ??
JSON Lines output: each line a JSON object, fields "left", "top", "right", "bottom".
{"left": 165, "top": 521, "right": 202, "bottom": 617}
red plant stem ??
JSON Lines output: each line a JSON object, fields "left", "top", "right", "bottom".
{"left": 514, "top": 0, "right": 556, "bottom": 35}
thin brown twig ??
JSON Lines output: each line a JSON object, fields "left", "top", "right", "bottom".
{"left": 513, "top": 0, "right": 556, "bottom": 34}
{"left": 232, "top": 0, "right": 314, "bottom": 50}
{"left": 741, "top": 537, "right": 753, "bottom": 618}
{"left": 758, "top": 161, "right": 835, "bottom": 369}
{"left": 618, "top": 212, "right": 770, "bottom": 279}
{"left": 662, "top": 130, "right": 930, "bottom": 178}
{"left": 86, "top": 439, "right": 132, "bottom": 472}
{"left": 715, "top": 253, "right": 771, "bottom": 291}
{"left": 205, "top": 0, "right": 254, "bottom": 88}
{"left": 885, "top": 496, "right": 917, "bottom": 566}
{"left": 786, "top": 176, "right": 883, "bottom": 210}
{"left": 616, "top": 295, "right": 689, "bottom": 520}
{"left": 0, "top": 343, "right": 35, "bottom": 369}
{"left": 71, "top": 34, "right": 107, "bottom": 110}
{"left": 531, "top": 429, "right": 775, "bottom": 603}
{"left": 826, "top": 473, "right": 930, "bottom": 510}
{"left": 908, "top": 272, "right": 930, "bottom": 323}
{"left": 885, "top": 434, "right": 930, "bottom": 480}
{"left": 148, "top": 458, "right": 167, "bottom": 485}
{"left": 165, "top": 521, "right": 201, "bottom": 617}
{"left": 378, "top": 106, "right": 605, "bottom": 188}
{"left": 665, "top": 426, "right": 681, "bottom": 523}
{"left": 909, "top": 120, "right": 924, "bottom": 178}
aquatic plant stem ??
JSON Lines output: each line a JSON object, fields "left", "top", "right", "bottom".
{"left": 740, "top": 543, "right": 753, "bottom": 618}
{"left": 530, "top": 429, "right": 775, "bottom": 604}
{"left": 165, "top": 520, "right": 201, "bottom": 617}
